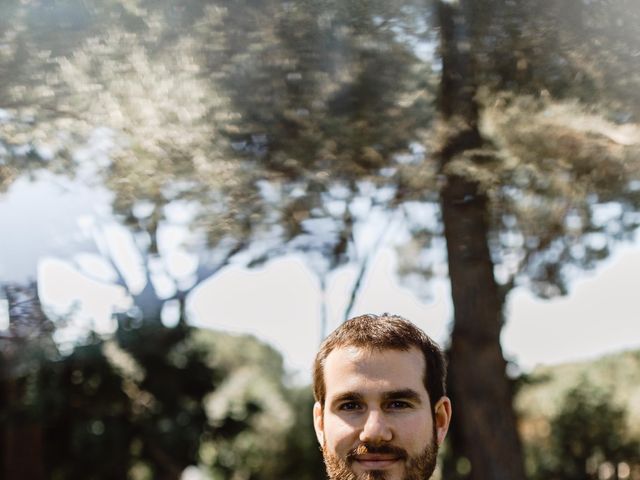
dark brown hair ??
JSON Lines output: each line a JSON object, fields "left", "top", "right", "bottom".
{"left": 313, "top": 313, "right": 447, "bottom": 410}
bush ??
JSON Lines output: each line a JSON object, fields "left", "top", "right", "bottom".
{"left": 527, "top": 378, "right": 640, "bottom": 480}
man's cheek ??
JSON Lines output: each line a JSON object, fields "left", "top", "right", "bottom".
{"left": 325, "top": 417, "right": 355, "bottom": 448}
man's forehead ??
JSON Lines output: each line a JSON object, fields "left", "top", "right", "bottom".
{"left": 323, "top": 345, "right": 427, "bottom": 396}
{"left": 324, "top": 344, "right": 423, "bottom": 364}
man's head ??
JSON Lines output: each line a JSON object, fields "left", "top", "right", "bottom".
{"left": 312, "top": 314, "right": 451, "bottom": 480}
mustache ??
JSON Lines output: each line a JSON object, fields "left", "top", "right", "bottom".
{"left": 346, "top": 443, "right": 408, "bottom": 462}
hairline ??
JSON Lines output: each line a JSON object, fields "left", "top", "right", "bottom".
{"left": 312, "top": 314, "right": 447, "bottom": 414}
{"left": 315, "top": 343, "right": 437, "bottom": 412}
{"left": 318, "top": 344, "right": 430, "bottom": 407}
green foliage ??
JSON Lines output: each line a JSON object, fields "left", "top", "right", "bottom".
{"left": 36, "top": 340, "right": 134, "bottom": 479}
{"left": 516, "top": 350, "right": 640, "bottom": 431}
{"left": 277, "top": 386, "right": 326, "bottom": 480}
{"left": 190, "top": 330, "right": 322, "bottom": 480}
{"left": 2, "top": 1, "right": 640, "bottom": 477}
{"left": 526, "top": 379, "right": 640, "bottom": 480}
{"left": 32, "top": 321, "right": 219, "bottom": 479}
{"left": 2, "top": 0, "right": 639, "bottom": 292}
{"left": 515, "top": 352, "right": 640, "bottom": 480}
{"left": 1, "top": 321, "right": 326, "bottom": 480}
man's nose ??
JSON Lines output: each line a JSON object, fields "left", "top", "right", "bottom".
{"left": 359, "top": 410, "right": 392, "bottom": 443}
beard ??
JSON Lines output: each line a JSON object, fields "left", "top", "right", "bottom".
{"left": 321, "top": 433, "right": 439, "bottom": 480}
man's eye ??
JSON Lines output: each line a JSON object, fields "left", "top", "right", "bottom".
{"left": 387, "top": 400, "right": 411, "bottom": 409}
{"left": 338, "top": 402, "right": 361, "bottom": 411}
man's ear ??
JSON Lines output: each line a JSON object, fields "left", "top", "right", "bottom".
{"left": 313, "top": 401, "right": 324, "bottom": 445}
{"left": 434, "top": 396, "right": 452, "bottom": 445}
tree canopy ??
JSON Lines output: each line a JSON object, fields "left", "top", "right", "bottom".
{"left": 2, "top": 0, "right": 640, "bottom": 478}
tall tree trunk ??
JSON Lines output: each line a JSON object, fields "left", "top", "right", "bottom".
{"left": 436, "top": 2, "right": 526, "bottom": 479}
{"left": 1, "top": 283, "right": 47, "bottom": 480}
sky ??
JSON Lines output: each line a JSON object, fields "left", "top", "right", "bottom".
{"left": 1, "top": 174, "right": 639, "bottom": 384}
{"left": 189, "top": 242, "right": 640, "bottom": 383}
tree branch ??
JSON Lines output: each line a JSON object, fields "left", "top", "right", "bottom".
{"left": 343, "top": 212, "right": 397, "bottom": 321}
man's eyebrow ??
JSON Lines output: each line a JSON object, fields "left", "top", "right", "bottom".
{"left": 330, "top": 391, "right": 364, "bottom": 404}
{"left": 382, "top": 389, "right": 423, "bottom": 404}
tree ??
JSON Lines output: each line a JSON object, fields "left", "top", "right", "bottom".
{"left": 215, "top": 2, "right": 640, "bottom": 478}
{"left": 187, "top": 330, "right": 328, "bottom": 480}
{"left": 0, "top": 282, "right": 53, "bottom": 480}
{"left": 2, "top": 1, "right": 640, "bottom": 478}
{"left": 2, "top": 309, "right": 311, "bottom": 480}
{"left": 2, "top": 318, "right": 220, "bottom": 480}
{"left": 431, "top": 4, "right": 640, "bottom": 476}
{"left": 529, "top": 379, "right": 640, "bottom": 480}
{"left": 276, "top": 386, "right": 326, "bottom": 480}
{"left": 0, "top": 0, "right": 272, "bottom": 328}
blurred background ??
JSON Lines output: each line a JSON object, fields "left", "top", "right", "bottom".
{"left": 1, "top": 0, "right": 639, "bottom": 479}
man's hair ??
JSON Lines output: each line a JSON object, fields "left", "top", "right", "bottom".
{"left": 313, "top": 313, "right": 447, "bottom": 410}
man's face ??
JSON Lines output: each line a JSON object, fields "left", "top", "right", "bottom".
{"left": 313, "top": 346, "right": 451, "bottom": 480}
